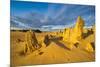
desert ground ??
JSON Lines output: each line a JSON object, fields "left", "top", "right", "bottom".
{"left": 11, "top": 16, "right": 95, "bottom": 66}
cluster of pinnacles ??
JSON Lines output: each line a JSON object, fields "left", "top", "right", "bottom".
{"left": 23, "top": 16, "right": 94, "bottom": 55}
{"left": 61, "top": 16, "right": 94, "bottom": 52}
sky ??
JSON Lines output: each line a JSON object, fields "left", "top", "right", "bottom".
{"left": 10, "top": 0, "right": 95, "bottom": 31}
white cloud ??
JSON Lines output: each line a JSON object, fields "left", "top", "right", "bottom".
{"left": 11, "top": 17, "right": 31, "bottom": 28}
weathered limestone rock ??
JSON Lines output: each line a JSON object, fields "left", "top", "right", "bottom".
{"left": 85, "top": 43, "right": 94, "bottom": 52}
{"left": 61, "top": 16, "right": 85, "bottom": 49}
{"left": 44, "top": 35, "right": 51, "bottom": 47}
{"left": 24, "top": 29, "right": 41, "bottom": 54}
{"left": 71, "top": 16, "right": 84, "bottom": 43}
{"left": 74, "top": 16, "right": 84, "bottom": 39}
{"left": 63, "top": 28, "right": 71, "bottom": 42}
{"left": 56, "top": 30, "right": 63, "bottom": 37}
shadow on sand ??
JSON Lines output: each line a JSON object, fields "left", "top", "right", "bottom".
{"left": 50, "top": 36, "right": 71, "bottom": 50}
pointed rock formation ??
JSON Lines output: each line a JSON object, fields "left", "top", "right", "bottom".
{"left": 85, "top": 43, "right": 94, "bottom": 52}
{"left": 60, "top": 16, "right": 85, "bottom": 49}
{"left": 62, "top": 16, "right": 84, "bottom": 43}
{"left": 44, "top": 35, "right": 51, "bottom": 47}
{"left": 71, "top": 16, "right": 84, "bottom": 43}
{"left": 63, "top": 28, "right": 71, "bottom": 42}
{"left": 24, "top": 29, "right": 41, "bottom": 54}
{"left": 74, "top": 16, "right": 84, "bottom": 39}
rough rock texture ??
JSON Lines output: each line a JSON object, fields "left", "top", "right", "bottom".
{"left": 63, "top": 28, "right": 71, "bottom": 42}
{"left": 24, "top": 30, "right": 41, "bottom": 54}
{"left": 74, "top": 16, "right": 84, "bottom": 39}
{"left": 62, "top": 16, "right": 84, "bottom": 49}
{"left": 44, "top": 35, "right": 51, "bottom": 47}
{"left": 62, "top": 16, "right": 84, "bottom": 43}
{"left": 71, "top": 16, "right": 84, "bottom": 43}
{"left": 85, "top": 43, "right": 94, "bottom": 52}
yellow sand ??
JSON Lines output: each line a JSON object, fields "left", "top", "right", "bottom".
{"left": 11, "top": 31, "right": 95, "bottom": 66}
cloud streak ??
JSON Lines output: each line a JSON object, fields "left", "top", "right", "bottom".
{"left": 11, "top": 1, "right": 95, "bottom": 31}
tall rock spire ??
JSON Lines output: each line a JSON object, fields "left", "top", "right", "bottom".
{"left": 62, "top": 16, "right": 84, "bottom": 44}
{"left": 71, "top": 16, "right": 84, "bottom": 43}
{"left": 74, "top": 16, "right": 84, "bottom": 39}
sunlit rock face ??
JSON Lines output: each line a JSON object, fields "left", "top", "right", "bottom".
{"left": 70, "top": 16, "right": 84, "bottom": 44}
{"left": 62, "top": 16, "right": 84, "bottom": 43}
{"left": 74, "top": 16, "right": 84, "bottom": 39}
{"left": 24, "top": 29, "right": 41, "bottom": 54}
{"left": 63, "top": 28, "right": 71, "bottom": 42}
{"left": 85, "top": 43, "right": 94, "bottom": 52}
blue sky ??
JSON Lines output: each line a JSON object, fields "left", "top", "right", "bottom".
{"left": 11, "top": 1, "right": 95, "bottom": 31}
